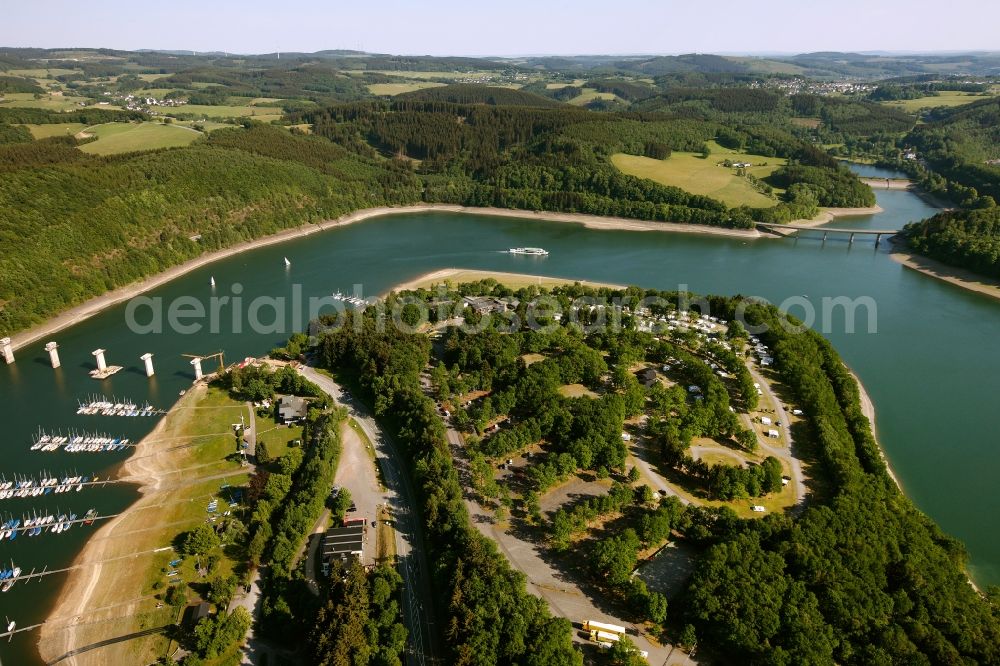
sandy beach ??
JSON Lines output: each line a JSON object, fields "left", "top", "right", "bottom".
{"left": 890, "top": 247, "right": 1000, "bottom": 302}
{"left": 384, "top": 267, "right": 626, "bottom": 296}
{"left": 6, "top": 205, "right": 766, "bottom": 355}
{"left": 786, "top": 204, "right": 886, "bottom": 229}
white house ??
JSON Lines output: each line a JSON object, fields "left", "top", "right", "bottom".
{"left": 767, "top": 429, "right": 780, "bottom": 439}
{"left": 761, "top": 416, "right": 772, "bottom": 426}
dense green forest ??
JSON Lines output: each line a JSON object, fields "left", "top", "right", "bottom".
{"left": 901, "top": 207, "right": 1000, "bottom": 278}
{"left": 311, "top": 284, "right": 1000, "bottom": 664}
{"left": 316, "top": 311, "right": 582, "bottom": 665}
{"left": 902, "top": 97, "right": 1000, "bottom": 205}
{"left": 0, "top": 83, "right": 882, "bottom": 337}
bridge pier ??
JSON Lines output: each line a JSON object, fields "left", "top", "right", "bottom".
{"left": 875, "top": 233, "right": 881, "bottom": 247}
{"left": 822, "top": 232, "right": 828, "bottom": 242}
{"left": 849, "top": 233, "right": 855, "bottom": 244}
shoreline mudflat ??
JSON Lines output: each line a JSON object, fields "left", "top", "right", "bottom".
{"left": 890, "top": 247, "right": 1000, "bottom": 302}
{"left": 5, "top": 205, "right": 765, "bottom": 354}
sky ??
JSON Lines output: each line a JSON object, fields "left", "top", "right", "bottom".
{"left": 2, "top": 0, "right": 998, "bottom": 56}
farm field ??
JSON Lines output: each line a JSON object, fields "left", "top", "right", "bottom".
{"left": 882, "top": 91, "right": 998, "bottom": 112}
{"left": 7, "top": 67, "right": 78, "bottom": 78}
{"left": 177, "top": 103, "right": 283, "bottom": 121}
{"left": 21, "top": 122, "right": 86, "bottom": 138}
{"left": 368, "top": 81, "right": 447, "bottom": 95}
{"left": 78, "top": 121, "right": 201, "bottom": 155}
{"left": 566, "top": 88, "right": 618, "bottom": 105}
{"left": 0, "top": 93, "right": 102, "bottom": 111}
{"left": 545, "top": 79, "right": 586, "bottom": 89}
{"left": 611, "top": 140, "right": 786, "bottom": 208}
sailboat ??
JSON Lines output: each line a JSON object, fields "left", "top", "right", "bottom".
{"left": 283, "top": 257, "right": 291, "bottom": 267}
{"left": 210, "top": 276, "right": 216, "bottom": 287}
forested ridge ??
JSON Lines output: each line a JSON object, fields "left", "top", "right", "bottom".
{"left": 901, "top": 207, "right": 1000, "bottom": 278}
{"left": 0, "top": 85, "right": 879, "bottom": 337}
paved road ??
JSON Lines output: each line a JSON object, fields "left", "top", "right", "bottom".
{"left": 296, "top": 365, "right": 438, "bottom": 666}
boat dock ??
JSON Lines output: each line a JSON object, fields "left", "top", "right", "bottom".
{"left": 30, "top": 430, "right": 132, "bottom": 453}
{"left": 76, "top": 395, "right": 165, "bottom": 417}
{"left": 0, "top": 474, "right": 115, "bottom": 500}
{"left": 0, "top": 508, "right": 107, "bottom": 542}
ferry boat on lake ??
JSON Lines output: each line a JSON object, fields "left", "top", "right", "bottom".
{"left": 508, "top": 247, "right": 549, "bottom": 256}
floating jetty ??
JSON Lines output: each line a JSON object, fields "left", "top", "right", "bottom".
{"left": 331, "top": 291, "right": 368, "bottom": 307}
{"left": 0, "top": 507, "right": 101, "bottom": 542}
{"left": 30, "top": 430, "right": 132, "bottom": 453}
{"left": 76, "top": 395, "right": 165, "bottom": 417}
{"left": 0, "top": 474, "right": 94, "bottom": 499}
{"left": 0, "top": 563, "right": 22, "bottom": 593}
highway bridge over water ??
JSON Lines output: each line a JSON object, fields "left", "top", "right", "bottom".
{"left": 757, "top": 223, "right": 900, "bottom": 245}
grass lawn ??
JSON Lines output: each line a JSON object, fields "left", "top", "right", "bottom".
{"left": 790, "top": 117, "right": 822, "bottom": 128}
{"left": 21, "top": 122, "right": 86, "bottom": 138}
{"left": 567, "top": 88, "right": 619, "bottom": 106}
{"left": 179, "top": 104, "right": 282, "bottom": 121}
{"left": 174, "top": 119, "right": 235, "bottom": 132}
{"left": 368, "top": 81, "right": 447, "bottom": 96}
{"left": 611, "top": 140, "right": 786, "bottom": 208}
{"left": 558, "top": 383, "right": 600, "bottom": 399}
{"left": 78, "top": 122, "right": 201, "bottom": 155}
{"left": 254, "top": 413, "right": 303, "bottom": 463}
{"left": 883, "top": 91, "right": 997, "bottom": 112}
{"left": 7, "top": 68, "right": 79, "bottom": 78}
{"left": 0, "top": 93, "right": 99, "bottom": 111}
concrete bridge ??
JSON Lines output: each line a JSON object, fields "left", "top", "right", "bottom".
{"left": 757, "top": 222, "right": 899, "bottom": 246}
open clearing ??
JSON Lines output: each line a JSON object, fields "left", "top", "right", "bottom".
{"left": 567, "top": 88, "right": 619, "bottom": 106}
{"left": 21, "top": 122, "right": 87, "bottom": 138}
{"left": 174, "top": 104, "right": 282, "bottom": 121}
{"left": 368, "top": 81, "right": 447, "bottom": 96}
{"left": 883, "top": 91, "right": 998, "bottom": 112}
{"left": 0, "top": 93, "right": 101, "bottom": 111}
{"left": 78, "top": 122, "right": 201, "bottom": 155}
{"left": 612, "top": 140, "right": 786, "bottom": 208}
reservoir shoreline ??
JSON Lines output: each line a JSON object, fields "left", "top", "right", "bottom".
{"left": 889, "top": 244, "right": 1000, "bottom": 302}
{"left": 7, "top": 203, "right": 886, "bottom": 355}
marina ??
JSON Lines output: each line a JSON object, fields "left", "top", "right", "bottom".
{"left": 0, "top": 475, "right": 99, "bottom": 499}
{"left": 75, "top": 396, "right": 165, "bottom": 417}
{"left": 30, "top": 431, "right": 132, "bottom": 454}
{"left": 331, "top": 291, "right": 369, "bottom": 306}
{"left": 0, "top": 509, "right": 104, "bottom": 542}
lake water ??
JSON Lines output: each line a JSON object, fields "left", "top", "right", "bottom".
{"left": 2, "top": 166, "right": 999, "bottom": 663}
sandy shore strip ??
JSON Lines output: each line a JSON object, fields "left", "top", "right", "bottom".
{"left": 384, "top": 268, "right": 626, "bottom": 296}
{"left": 890, "top": 247, "right": 1000, "bottom": 302}
{"left": 7, "top": 205, "right": 766, "bottom": 354}
{"left": 36, "top": 386, "right": 205, "bottom": 665}
{"left": 785, "top": 204, "right": 886, "bottom": 229}
{"left": 848, "top": 367, "right": 902, "bottom": 493}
